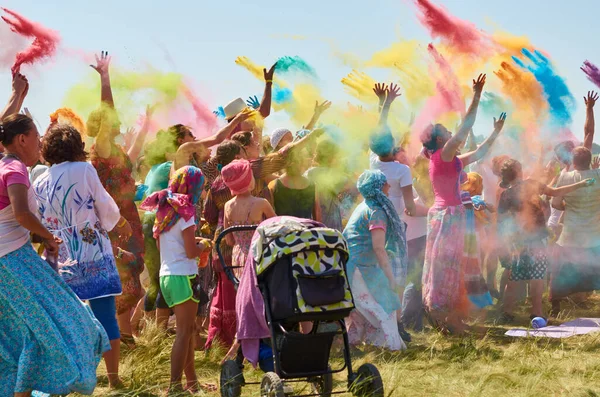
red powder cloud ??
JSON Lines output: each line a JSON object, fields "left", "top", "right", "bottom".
{"left": 414, "top": 0, "right": 491, "bottom": 56}
{"left": 1, "top": 8, "right": 60, "bottom": 74}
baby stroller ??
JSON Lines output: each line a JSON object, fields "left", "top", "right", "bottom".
{"left": 217, "top": 217, "right": 384, "bottom": 397}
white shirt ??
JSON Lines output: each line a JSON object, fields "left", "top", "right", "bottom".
{"left": 159, "top": 217, "right": 197, "bottom": 276}
{"left": 370, "top": 153, "right": 427, "bottom": 241}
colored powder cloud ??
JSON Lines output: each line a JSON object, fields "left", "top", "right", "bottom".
{"left": 273, "top": 84, "right": 292, "bottom": 104}
{"left": 411, "top": 44, "right": 464, "bottom": 148}
{"left": 494, "top": 61, "right": 547, "bottom": 126}
{"left": 413, "top": 0, "right": 492, "bottom": 56}
{"left": 64, "top": 68, "right": 185, "bottom": 124}
{"left": 1, "top": 8, "right": 60, "bottom": 73}
{"left": 513, "top": 49, "right": 575, "bottom": 127}
{"left": 275, "top": 56, "right": 317, "bottom": 78}
{"left": 341, "top": 70, "right": 378, "bottom": 102}
{"left": 581, "top": 60, "right": 600, "bottom": 90}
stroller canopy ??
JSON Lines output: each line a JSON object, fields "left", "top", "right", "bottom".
{"left": 250, "top": 216, "right": 349, "bottom": 277}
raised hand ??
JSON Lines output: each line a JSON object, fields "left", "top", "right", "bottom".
{"left": 473, "top": 73, "right": 486, "bottom": 94}
{"left": 373, "top": 83, "right": 387, "bottom": 103}
{"left": 21, "top": 107, "right": 32, "bottom": 118}
{"left": 584, "top": 91, "right": 599, "bottom": 108}
{"left": 493, "top": 112, "right": 507, "bottom": 131}
{"left": 314, "top": 100, "right": 332, "bottom": 116}
{"left": 123, "top": 127, "right": 136, "bottom": 149}
{"left": 233, "top": 107, "right": 256, "bottom": 123}
{"left": 385, "top": 83, "right": 401, "bottom": 104}
{"left": 592, "top": 156, "right": 600, "bottom": 170}
{"left": 90, "top": 51, "right": 111, "bottom": 76}
{"left": 264, "top": 63, "right": 276, "bottom": 83}
{"left": 246, "top": 95, "right": 260, "bottom": 109}
{"left": 12, "top": 73, "right": 28, "bottom": 95}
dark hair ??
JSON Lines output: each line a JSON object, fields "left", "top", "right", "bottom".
{"left": 572, "top": 146, "right": 592, "bottom": 169}
{"left": 168, "top": 124, "right": 192, "bottom": 147}
{"left": 0, "top": 114, "right": 35, "bottom": 146}
{"left": 231, "top": 131, "right": 253, "bottom": 147}
{"left": 216, "top": 140, "right": 242, "bottom": 167}
{"left": 420, "top": 124, "right": 448, "bottom": 152}
{"left": 491, "top": 155, "right": 510, "bottom": 177}
{"left": 42, "top": 123, "right": 88, "bottom": 165}
{"left": 499, "top": 159, "right": 522, "bottom": 189}
{"left": 315, "top": 139, "right": 339, "bottom": 167}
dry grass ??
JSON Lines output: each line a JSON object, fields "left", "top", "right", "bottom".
{"left": 83, "top": 294, "right": 600, "bottom": 397}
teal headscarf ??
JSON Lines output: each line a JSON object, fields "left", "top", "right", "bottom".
{"left": 357, "top": 170, "right": 408, "bottom": 278}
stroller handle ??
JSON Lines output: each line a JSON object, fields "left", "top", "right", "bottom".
{"left": 215, "top": 225, "right": 259, "bottom": 288}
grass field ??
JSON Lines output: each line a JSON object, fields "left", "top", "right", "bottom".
{"left": 85, "top": 294, "right": 600, "bottom": 397}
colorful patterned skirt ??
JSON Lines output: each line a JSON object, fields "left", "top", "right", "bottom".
{"left": 422, "top": 205, "right": 491, "bottom": 317}
{"left": 0, "top": 243, "right": 109, "bottom": 395}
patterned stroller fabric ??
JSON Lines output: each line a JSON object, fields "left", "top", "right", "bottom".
{"left": 251, "top": 216, "right": 355, "bottom": 316}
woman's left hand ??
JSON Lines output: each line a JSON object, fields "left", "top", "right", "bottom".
{"left": 45, "top": 235, "right": 62, "bottom": 256}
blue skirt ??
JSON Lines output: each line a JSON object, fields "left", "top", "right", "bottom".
{"left": 0, "top": 243, "right": 109, "bottom": 395}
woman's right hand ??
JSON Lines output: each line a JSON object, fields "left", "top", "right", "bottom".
{"left": 115, "top": 218, "right": 132, "bottom": 242}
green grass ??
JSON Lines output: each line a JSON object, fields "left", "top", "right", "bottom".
{"left": 85, "top": 294, "right": 600, "bottom": 397}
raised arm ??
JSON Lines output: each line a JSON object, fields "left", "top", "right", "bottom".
{"left": 1, "top": 73, "right": 28, "bottom": 119}
{"left": 583, "top": 91, "right": 598, "bottom": 150}
{"left": 258, "top": 64, "right": 276, "bottom": 119}
{"left": 441, "top": 74, "right": 486, "bottom": 162}
{"left": 378, "top": 83, "right": 401, "bottom": 127}
{"left": 90, "top": 51, "right": 114, "bottom": 108}
{"left": 173, "top": 109, "right": 252, "bottom": 170}
{"left": 458, "top": 112, "right": 506, "bottom": 167}
{"left": 127, "top": 105, "right": 154, "bottom": 162}
{"left": 305, "top": 100, "right": 332, "bottom": 131}
{"left": 373, "top": 83, "right": 387, "bottom": 113}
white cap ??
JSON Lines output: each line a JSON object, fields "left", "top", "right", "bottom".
{"left": 270, "top": 128, "right": 292, "bottom": 149}
{"left": 223, "top": 98, "right": 247, "bottom": 121}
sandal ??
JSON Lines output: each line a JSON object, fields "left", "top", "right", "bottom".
{"left": 120, "top": 334, "right": 135, "bottom": 347}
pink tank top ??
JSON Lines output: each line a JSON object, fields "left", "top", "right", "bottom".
{"left": 429, "top": 150, "right": 462, "bottom": 207}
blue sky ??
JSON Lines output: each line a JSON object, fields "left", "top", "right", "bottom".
{"left": 1, "top": 0, "right": 599, "bottom": 140}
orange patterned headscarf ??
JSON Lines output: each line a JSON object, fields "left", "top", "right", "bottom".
{"left": 461, "top": 172, "right": 484, "bottom": 197}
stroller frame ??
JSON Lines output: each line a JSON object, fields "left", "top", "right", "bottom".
{"left": 216, "top": 225, "right": 384, "bottom": 397}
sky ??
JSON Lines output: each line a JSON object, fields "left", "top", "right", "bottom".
{"left": 1, "top": 0, "right": 599, "bottom": 141}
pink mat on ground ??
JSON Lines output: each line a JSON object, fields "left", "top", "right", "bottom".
{"left": 505, "top": 318, "right": 600, "bottom": 338}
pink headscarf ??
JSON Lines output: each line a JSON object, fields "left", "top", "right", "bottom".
{"left": 222, "top": 159, "right": 254, "bottom": 195}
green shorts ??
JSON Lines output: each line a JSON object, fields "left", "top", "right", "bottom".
{"left": 159, "top": 275, "right": 199, "bottom": 308}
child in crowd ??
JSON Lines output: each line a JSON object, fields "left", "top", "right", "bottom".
{"left": 141, "top": 166, "right": 212, "bottom": 394}
{"left": 220, "top": 159, "right": 276, "bottom": 364}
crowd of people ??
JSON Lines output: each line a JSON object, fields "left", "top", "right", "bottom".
{"left": 2, "top": 51, "right": 600, "bottom": 396}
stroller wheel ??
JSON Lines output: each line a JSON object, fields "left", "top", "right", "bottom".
{"left": 260, "top": 372, "right": 285, "bottom": 397}
{"left": 220, "top": 360, "right": 244, "bottom": 397}
{"left": 310, "top": 367, "right": 333, "bottom": 397}
{"left": 351, "top": 363, "right": 384, "bottom": 397}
